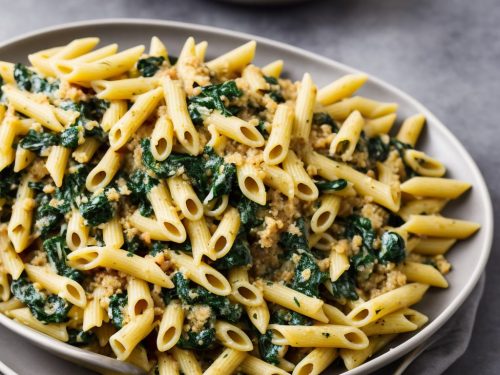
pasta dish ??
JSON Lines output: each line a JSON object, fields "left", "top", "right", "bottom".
{"left": 0, "top": 36, "right": 479, "bottom": 374}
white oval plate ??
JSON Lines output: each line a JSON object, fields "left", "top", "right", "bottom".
{"left": 0, "top": 19, "right": 493, "bottom": 375}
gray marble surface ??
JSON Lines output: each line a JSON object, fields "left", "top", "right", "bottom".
{"left": 0, "top": 0, "right": 498, "bottom": 374}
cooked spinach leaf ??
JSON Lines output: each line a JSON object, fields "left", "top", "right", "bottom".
{"left": 43, "top": 236, "right": 83, "bottom": 281}
{"left": 315, "top": 179, "right": 348, "bottom": 192}
{"left": 108, "top": 293, "right": 127, "bottom": 328}
{"left": 123, "top": 235, "right": 148, "bottom": 256}
{"left": 137, "top": 56, "right": 165, "bottom": 77}
{"left": 54, "top": 164, "right": 89, "bottom": 214}
{"left": 258, "top": 330, "right": 281, "bottom": 365}
{"left": 59, "top": 98, "right": 109, "bottom": 128}
{"left": 142, "top": 140, "right": 235, "bottom": 202}
{"left": 367, "top": 136, "right": 390, "bottom": 162}
{"left": 279, "top": 217, "right": 309, "bottom": 255}
{"left": 79, "top": 193, "right": 113, "bottom": 226}
{"left": 11, "top": 276, "right": 70, "bottom": 323}
{"left": 212, "top": 232, "right": 252, "bottom": 270}
{"left": 60, "top": 126, "right": 83, "bottom": 149}
{"left": 203, "top": 147, "right": 236, "bottom": 203}
{"left": 188, "top": 81, "right": 242, "bottom": 124}
{"left": 150, "top": 241, "right": 167, "bottom": 257}
{"left": 256, "top": 120, "right": 268, "bottom": 138}
{"left": 231, "top": 192, "right": 263, "bottom": 231}
{"left": 345, "top": 215, "right": 376, "bottom": 271}
{"left": 19, "top": 129, "right": 59, "bottom": 154}
{"left": 268, "top": 91, "right": 285, "bottom": 103}
{"left": 329, "top": 273, "right": 358, "bottom": 300}
{"left": 378, "top": 231, "right": 406, "bottom": 264}
{"left": 279, "top": 218, "right": 327, "bottom": 298}
{"left": 0, "top": 167, "right": 20, "bottom": 198}
{"left": 313, "top": 112, "right": 337, "bottom": 130}
{"left": 177, "top": 308, "right": 216, "bottom": 351}
{"left": 67, "top": 329, "right": 95, "bottom": 346}
{"left": 141, "top": 138, "right": 203, "bottom": 179}
{"left": 127, "top": 169, "right": 158, "bottom": 217}
{"left": 14, "top": 63, "right": 59, "bottom": 94}
{"left": 290, "top": 253, "right": 328, "bottom": 298}
{"left": 173, "top": 272, "right": 243, "bottom": 323}
{"left": 0, "top": 76, "right": 5, "bottom": 102}
{"left": 35, "top": 204, "right": 64, "bottom": 238}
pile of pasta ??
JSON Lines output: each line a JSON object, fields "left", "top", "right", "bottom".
{"left": 0, "top": 36, "right": 480, "bottom": 375}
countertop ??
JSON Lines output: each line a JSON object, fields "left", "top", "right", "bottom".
{"left": 0, "top": 0, "right": 498, "bottom": 374}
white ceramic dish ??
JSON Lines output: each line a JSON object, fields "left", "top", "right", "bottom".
{"left": 0, "top": 19, "right": 493, "bottom": 375}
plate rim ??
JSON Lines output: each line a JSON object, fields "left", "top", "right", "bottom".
{"left": 0, "top": 18, "right": 494, "bottom": 375}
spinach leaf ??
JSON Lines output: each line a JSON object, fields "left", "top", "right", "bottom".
{"left": 0, "top": 76, "right": 4, "bottom": 102}
{"left": 33, "top": 168, "right": 88, "bottom": 237}
{"left": 188, "top": 81, "right": 242, "bottom": 123}
{"left": 367, "top": 136, "right": 390, "bottom": 162}
{"left": 150, "top": 241, "right": 167, "bottom": 257}
{"left": 11, "top": 276, "right": 70, "bottom": 323}
{"left": 264, "top": 75, "right": 278, "bottom": 85}
{"left": 315, "top": 179, "right": 347, "bottom": 192}
{"left": 108, "top": 293, "right": 127, "bottom": 328}
{"left": 280, "top": 218, "right": 328, "bottom": 298}
{"left": 268, "top": 91, "right": 285, "bottom": 103}
{"left": 279, "top": 217, "right": 309, "bottom": 255}
{"left": 177, "top": 315, "right": 216, "bottom": 351}
{"left": 256, "top": 120, "right": 268, "bottom": 138}
{"left": 329, "top": 273, "right": 358, "bottom": 300}
{"left": 290, "top": 253, "right": 328, "bottom": 298}
{"left": 14, "top": 63, "right": 58, "bottom": 94}
{"left": 54, "top": 164, "right": 89, "bottom": 214}
{"left": 141, "top": 138, "right": 204, "bottom": 181}
{"left": 0, "top": 167, "right": 20, "bottom": 198}
{"left": 67, "top": 329, "right": 95, "bottom": 346}
{"left": 127, "top": 169, "right": 158, "bottom": 217}
{"left": 173, "top": 273, "right": 243, "bottom": 323}
{"left": 43, "top": 236, "right": 83, "bottom": 281}
{"left": 313, "top": 112, "right": 337, "bottom": 130}
{"left": 235, "top": 195, "right": 263, "bottom": 230}
{"left": 258, "top": 330, "right": 281, "bottom": 365}
{"left": 79, "top": 193, "right": 113, "bottom": 226}
{"left": 123, "top": 235, "right": 148, "bottom": 256}
{"left": 137, "top": 56, "right": 165, "bottom": 77}
{"left": 378, "top": 231, "right": 406, "bottom": 264}
{"left": 59, "top": 98, "right": 109, "bottom": 128}
{"left": 345, "top": 215, "right": 376, "bottom": 271}
{"left": 35, "top": 204, "right": 63, "bottom": 238}
{"left": 60, "top": 126, "right": 83, "bottom": 149}
{"left": 203, "top": 147, "right": 236, "bottom": 203}
{"left": 212, "top": 232, "right": 252, "bottom": 270}
{"left": 19, "top": 129, "right": 59, "bottom": 154}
